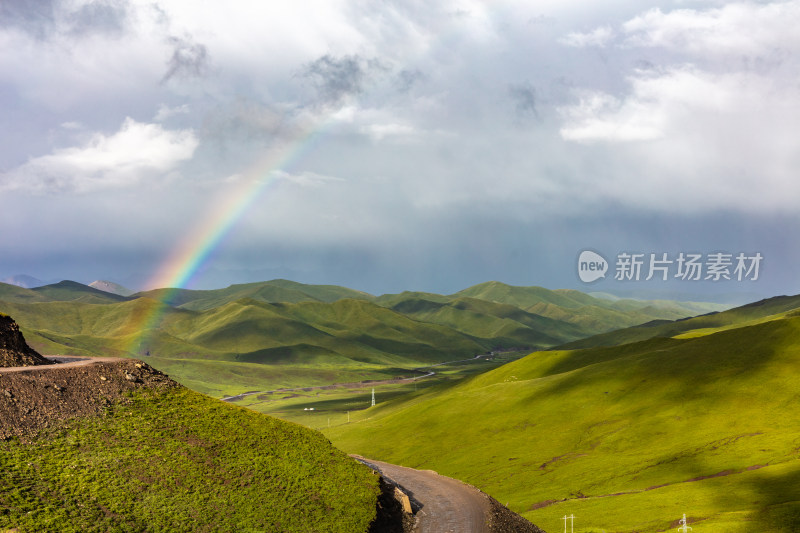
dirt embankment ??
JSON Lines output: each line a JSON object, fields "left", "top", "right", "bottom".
{"left": 0, "top": 358, "right": 178, "bottom": 440}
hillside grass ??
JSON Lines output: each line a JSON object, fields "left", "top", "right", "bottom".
{"left": 562, "top": 294, "right": 800, "bottom": 350}
{"left": 325, "top": 314, "right": 800, "bottom": 532}
{"left": 0, "top": 387, "right": 380, "bottom": 533}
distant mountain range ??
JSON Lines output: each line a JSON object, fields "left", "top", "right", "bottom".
{"left": 0, "top": 274, "right": 51, "bottom": 288}
{"left": 0, "top": 278, "right": 729, "bottom": 396}
{"left": 1, "top": 275, "right": 136, "bottom": 295}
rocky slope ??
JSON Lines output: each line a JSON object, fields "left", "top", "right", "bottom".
{"left": 0, "top": 358, "right": 177, "bottom": 439}
{"left": 0, "top": 314, "right": 51, "bottom": 367}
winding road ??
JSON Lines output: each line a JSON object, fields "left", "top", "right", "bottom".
{"left": 354, "top": 455, "right": 493, "bottom": 533}
{"left": 222, "top": 353, "right": 492, "bottom": 402}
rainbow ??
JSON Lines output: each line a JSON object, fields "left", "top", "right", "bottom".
{"left": 124, "top": 121, "right": 330, "bottom": 356}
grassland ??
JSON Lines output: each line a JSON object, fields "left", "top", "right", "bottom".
{"left": 0, "top": 386, "right": 380, "bottom": 532}
{"left": 0, "top": 279, "right": 725, "bottom": 399}
{"left": 325, "top": 302, "right": 800, "bottom": 532}
{"left": 234, "top": 350, "right": 529, "bottom": 428}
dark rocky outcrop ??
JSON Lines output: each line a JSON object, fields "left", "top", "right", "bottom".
{"left": 0, "top": 314, "right": 51, "bottom": 367}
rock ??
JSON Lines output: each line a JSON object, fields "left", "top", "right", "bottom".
{"left": 0, "top": 315, "right": 51, "bottom": 368}
{"left": 124, "top": 372, "right": 139, "bottom": 383}
{"left": 3, "top": 388, "right": 12, "bottom": 398}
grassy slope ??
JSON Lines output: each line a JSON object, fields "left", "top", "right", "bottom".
{"left": 134, "top": 279, "right": 375, "bottom": 311}
{"left": 387, "top": 296, "right": 588, "bottom": 347}
{"left": 562, "top": 294, "right": 800, "bottom": 350}
{"left": 0, "top": 283, "right": 51, "bottom": 304}
{"left": 0, "top": 387, "right": 379, "bottom": 533}
{"left": 326, "top": 312, "right": 800, "bottom": 532}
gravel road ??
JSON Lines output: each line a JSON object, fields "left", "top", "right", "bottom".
{"left": 355, "top": 455, "right": 493, "bottom": 533}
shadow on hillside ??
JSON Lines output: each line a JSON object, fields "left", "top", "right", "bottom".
{"left": 748, "top": 467, "right": 800, "bottom": 531}
{"left": 540, "top": 317, "right": 796, "bottom": 402}
{"left": 649, "top": 454, "right": 800, "bottom": 531}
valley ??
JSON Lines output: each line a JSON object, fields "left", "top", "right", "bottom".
{"left": 5, "top": 278, "right": 796, "bottom": 531}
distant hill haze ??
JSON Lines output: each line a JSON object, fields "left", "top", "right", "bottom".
{"left": 0, "top": 314, "right": 50, "bottom": 367}
{"left": 89, "top": 280, "right": 135, "bottom": 297}
{"left": 0, "top": 275, "right": 48, "bottom": 289}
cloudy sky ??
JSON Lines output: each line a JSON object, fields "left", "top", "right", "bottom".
{"left": 1, "top": 0, "right": 798, "bottom": 299}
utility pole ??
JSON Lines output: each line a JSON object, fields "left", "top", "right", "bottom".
{"left": 678, "top": 514, "right": 692, "bottom": 532}
{"left": 371, "top": 388, "right": 376, "bottom": 407}
{"left": 563, "top": 514, "right": 575, "bottom": 533}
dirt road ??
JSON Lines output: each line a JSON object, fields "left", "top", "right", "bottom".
{"left": 222, "top": 353, "right": 492, "bottom": 402}
{"left": 0, "top": 355, "right": 118, "bottom": 373}
{"left": 355, "top": 455, "right": 493, "bottom": 533}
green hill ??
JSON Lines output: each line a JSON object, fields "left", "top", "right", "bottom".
{"left": 387, "top": 296, "right": 587, "bottom": 347}
{"left": 32, "top": 280, "right": 130, "bottom": 304}
{"left": 325, "top": 298, "right": 800, "bottom": 532}
{"left": 0, "top": 283, "right": 51, "bottom": 304}
{"left": 561, "top": 294, "right": 800, "bottom": 349}
{"left": 1, "top": 279, "right": 726, "bottom": 399}
{"left": 134, "top": 279, "right": 375, "bottom": 311}
{"left": 1, "top": 385, "right": 379, "bottom": 532}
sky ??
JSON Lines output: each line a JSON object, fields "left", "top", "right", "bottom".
{"left": 1, "top": 0, "right": 798, "bottom": 300}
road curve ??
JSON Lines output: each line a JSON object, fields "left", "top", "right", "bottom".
{"left": 354, "top": 455, "right": 492, "bottom": 533}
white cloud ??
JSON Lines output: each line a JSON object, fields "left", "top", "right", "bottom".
{"left": 559, "top": 66, "right": 735, "bottom": 143}
{"left": 555, "top": 1, "right": 800, "bottom": 213}
{"left": 621, "top": 2, "right": 800, "bottom": 57}
{"left": 558, "top": 64, "right": 800, "bottom": 212}
{"left": 1, "top": 118, "right": 198, "bottom": 193}
{"left": 154, "top": 103, "right": 191, "bottom": 122}
{"left": 559, "top": 26, "right": 615, "bottom": 48}
{"left": 274, "top": 170, "right": 345, "bottom": 188}
{"left": 60, "top": 121, "right": 84, "bottom": 130}
{"left": 360, "top": 123, "right": 417, "bottom": 142}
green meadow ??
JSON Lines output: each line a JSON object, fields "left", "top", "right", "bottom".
{"left": 0, "top": 279, "right": 721, "bottom": 399}
{"left": 325, "top": 303, "right": 800, "bottom": 532}
{"left": 0, "top": 387, "right": 379, "bottom": 533}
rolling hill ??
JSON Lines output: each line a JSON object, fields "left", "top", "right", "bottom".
{"left": 560, "top": 293, "right": 800, "bottom": 350}
{"left": 0, "top": 279, "right": 727, "bottom": 398}
{"left": 325, "top": 294, "right": 800, "bottom": 532}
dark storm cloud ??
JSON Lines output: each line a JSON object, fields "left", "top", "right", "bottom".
{"left": 161, "top": 35, "right": 210, "bottom": 83}
{"left": 395, "top": 69, "right": 426, "bottom": 93}
{"left": 0, "top": 0, "right": 127, "bottom": 39}
{"left": 508, "top": 82, "right": 538, "bottom": 120}
{"left": 0, "top": 0, "right": 57, "bottom": 39}
{"left": 299, "top": 54, "right": 388, "bottom": 104}
{"left": 66, "top": 1, "right": 128, "bottom": 36}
